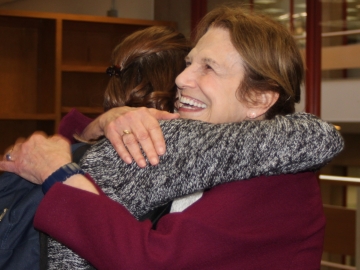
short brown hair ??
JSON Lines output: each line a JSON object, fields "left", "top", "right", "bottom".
{"left": 104, "top": 26, "right": 191, "bottom": 112}
{"left": 194, "top": 5, "right": 304, "bottom": 119}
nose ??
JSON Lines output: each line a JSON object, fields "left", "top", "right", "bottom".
{"left": 175, "top": 65, "right": 196, "bottom": 91}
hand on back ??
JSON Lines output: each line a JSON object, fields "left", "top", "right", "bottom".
{"left": 81, "top": 107, "right": 180, "bottom": 167}
{"left": 0, "top": 132, "right": 72, "bottom": 184}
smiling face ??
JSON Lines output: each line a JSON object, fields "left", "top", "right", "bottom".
{"left": 175, "top": 27, "right": 251, "bottom": 124}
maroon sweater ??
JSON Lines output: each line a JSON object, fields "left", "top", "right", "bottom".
{"left": 34, "top": 172, "right": 324, "bottom": 269}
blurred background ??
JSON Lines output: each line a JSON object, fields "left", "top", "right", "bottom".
{"left": 0, "top": 1, "right": 359, "bottom": 269}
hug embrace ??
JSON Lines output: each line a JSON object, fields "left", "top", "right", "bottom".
{"left": 1, "top": 4, "right": 343, "bottom": 270}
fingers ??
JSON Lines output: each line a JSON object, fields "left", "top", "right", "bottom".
{"left": 0, "top": 136, "right": 32, "bottom": 179}
{"left": 103, "top": 107, "right": 172, "bottom": 167}
{"left": 0, "top": 159, "right": 16, "bottom": 172}
{"left": 122, "top": 110, "right": 162, "bottom": 165}
{"left": 135, "top": 108, "right": 178, "bottom": 157}
{"left": 122, "top": 133, "right": 148, "bottom": 167}
{"left": 106, "top": 126, "right": 133, "bottom": 165}
{"left": 108, "top": 123, "right": 157, "bottom": 167}
{"left": 4, "top": 146, "right": 14, "bottom": 162}
{"left": 0, "top": 144, "right": 17, "bottom": 171}
{"left": 1, "top": 136, "right": 26, "bottom": 164}
{"left": 1, "top": 132, "right": 72, "bottom": 184}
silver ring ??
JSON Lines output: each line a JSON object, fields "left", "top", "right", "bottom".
{"left": 5, "top": 153, "right": 12, "bottom": 161}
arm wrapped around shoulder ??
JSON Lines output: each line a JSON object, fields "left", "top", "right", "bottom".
{"left": 157, "top": 112, "right": 344, "bottom": 179}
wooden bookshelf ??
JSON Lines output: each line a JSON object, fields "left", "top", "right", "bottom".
{"left": 0, "top": 10, "right": 175, "bottom": 154}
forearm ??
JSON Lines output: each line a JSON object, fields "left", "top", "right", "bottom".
{"left": 58, "top": 108, "right": 93, "bottom": 143}
{"left": 78, "top": 117, "right": 105, "bottom": 142}
{"left": 63, "top": 174, "right": 100, "bottom": 195}
{"left": 146, "top": 112, "right": 343, "bottom": 203}
{"left": 34, "top": 183, "right": 145, "bottom": 269}
{"left": 80, "top": 112, "right": 343, "bottom": 218}
{"left": 160, "top": 112, "right": 343, "bottom": 176}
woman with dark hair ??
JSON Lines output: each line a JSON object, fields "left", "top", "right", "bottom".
{"left": 103, "top": 26, "right": 189, "bottom": 112}
{"left": 1, "top": 7, "right": 343, "bottom": 269}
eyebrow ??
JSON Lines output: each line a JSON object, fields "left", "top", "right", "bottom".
{"left": 185, "top": 55, "right": 218, "bottom": 65}
{"left": 185, "top": 55, "right": 221, "bottom": 72}
{"left": 202, "top": 57, "right": 217, "bottom": 66}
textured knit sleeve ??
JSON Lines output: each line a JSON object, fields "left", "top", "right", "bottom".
{"left": 80, "top": 112, "right": 343, "bottom": 218}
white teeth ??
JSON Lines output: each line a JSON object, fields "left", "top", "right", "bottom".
{"left": 179, "top": 95, "right": 207, "bottom": 108}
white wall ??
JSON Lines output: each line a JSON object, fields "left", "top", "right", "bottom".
{"left": 0, "top": 0, "right": 154, "bottom": 20}
{"left": 321, "top": 79, "right": 360, "bottom": 122}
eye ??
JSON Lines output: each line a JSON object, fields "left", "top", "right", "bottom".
{"left": 205, "top": 64, "right": 213, "bottom": 70}
{"left": 185, "top": 60, "right": 191, "bottom": 67}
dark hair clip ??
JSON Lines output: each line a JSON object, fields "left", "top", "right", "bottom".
{"left": 106, "top": 65, "right": 121, "bottom": 77}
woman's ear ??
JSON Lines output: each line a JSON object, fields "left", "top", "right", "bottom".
{"left": 246, "top": 91, "right": 279, "bottom": 119}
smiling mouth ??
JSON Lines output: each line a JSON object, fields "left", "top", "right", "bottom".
{"left": 178, "top": 94, "right": 207, "bottom": 109}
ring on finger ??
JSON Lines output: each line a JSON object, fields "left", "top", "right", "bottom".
{"left": 5, "top": 149, "right": 13, "bottom": 161}
{"left": 123, "top": 130, "right": 132, "bottom": 136}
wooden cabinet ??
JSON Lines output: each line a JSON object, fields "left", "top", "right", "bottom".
{"left": 0, "top": 10, "right": 175, "bottom": 154}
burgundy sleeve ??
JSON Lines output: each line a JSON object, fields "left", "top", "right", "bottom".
{"left": 57, "top": 108, "right": 93, "bottom": 143}
{"left": 34, "top": 172, "right": 325, "bottom": 269}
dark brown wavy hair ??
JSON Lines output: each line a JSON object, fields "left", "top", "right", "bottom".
{"left": 103, "top": 26, "right": 191, "bottom": 112}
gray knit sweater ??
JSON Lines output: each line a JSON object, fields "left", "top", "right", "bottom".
{"left": 47, "top": 112, "right": 344, "bottom": 269}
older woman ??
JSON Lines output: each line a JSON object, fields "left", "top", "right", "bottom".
{"left": 0, "top": 5, "right": 343, "bottom": 269}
